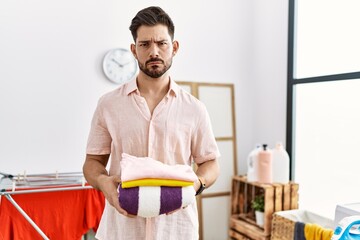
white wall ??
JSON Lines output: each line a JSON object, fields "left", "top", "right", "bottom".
{"left": 248, "top": 1, "right": 289, "bottom": 155}
{"left": 0, "top": 0, "right": 288, "bottom": 176}
{"left": 233, "top": 0, "right": 289, "bottom": 174}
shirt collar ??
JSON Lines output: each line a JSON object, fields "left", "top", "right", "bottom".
{"left": 125, "top": 76, "right": 179, "bottom": 97}
{"left": 168, "top": 77, "right": 179, "bottom": 97}
{"left": 125, "top": 77, "right": 139, "bottom": 95}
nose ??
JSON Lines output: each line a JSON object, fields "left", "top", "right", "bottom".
{"left": 149, "top": 43, "right": 160, "bottom": 58}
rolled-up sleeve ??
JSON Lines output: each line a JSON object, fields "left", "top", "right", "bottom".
{"left": 86, "top": 97, "right": 112, "bottom": 155}
{"left": 191, "top": 103, "right": 221, "bottom": 164}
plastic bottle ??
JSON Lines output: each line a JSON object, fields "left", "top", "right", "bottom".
{"left": 272, "top": 142, "right": 290, "bottom": 183}
{"left": 247, "top": 144, "right": 261, "bottom": 182}
{"left": 256, "top": 144, "right": 273, "bottom": 183}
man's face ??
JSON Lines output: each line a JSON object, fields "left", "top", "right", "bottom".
{"left": 131, "top": 24, "right": 178, "bottom": 78}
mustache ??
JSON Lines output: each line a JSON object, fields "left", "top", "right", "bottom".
{"left": 146, "top": 58, "right": 164, "bottom": 65}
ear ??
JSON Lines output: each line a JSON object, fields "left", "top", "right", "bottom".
{"left": 130, "top": 43, "right": 137, "bottom": 59}
{"left": 172, "top": 40, "right": 179, "bottom": 56}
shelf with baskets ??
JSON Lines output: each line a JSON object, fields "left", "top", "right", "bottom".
{"left": 229, "top": 175, "right": 299, "bottom": 240}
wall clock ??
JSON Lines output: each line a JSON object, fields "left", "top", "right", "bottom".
{"left": 102, "top": 48, "right": 138, "bottom": 84}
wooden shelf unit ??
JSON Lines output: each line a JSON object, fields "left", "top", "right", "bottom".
{"left": 229, "top": 176, "right": 299, "bottom": 240}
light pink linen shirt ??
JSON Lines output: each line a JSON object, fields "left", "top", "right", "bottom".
{"left": 86, "top": 78, "right": 220, "bottom": 240}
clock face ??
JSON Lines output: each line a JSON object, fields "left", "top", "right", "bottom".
{"left": 103, "top": 48, "right": 138, "bottom": 84}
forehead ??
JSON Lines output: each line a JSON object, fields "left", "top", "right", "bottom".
{"left": 136, "top": 24, "right": 171, "bottom": 42}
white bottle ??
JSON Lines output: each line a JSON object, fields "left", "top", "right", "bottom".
{"left": 272, "top": 142, "right": 290, "bottom": 183}
{"left": 247, "top": 144, "right": 261, "bottom": 182}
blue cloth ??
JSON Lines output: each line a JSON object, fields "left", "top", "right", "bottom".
{"left": 294, "top": 221, "right": 306, "bottom": 240}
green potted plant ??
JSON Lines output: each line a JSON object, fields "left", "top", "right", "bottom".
{"left": 251, "top": 194, "right": 265, "bottom": 227}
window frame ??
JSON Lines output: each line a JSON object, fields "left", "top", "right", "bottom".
{"left": 286, "top": 0, "right": 360, "bottom": 180}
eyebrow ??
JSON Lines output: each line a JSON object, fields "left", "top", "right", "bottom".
{"left": 137, "top": 39, "right": 169, "bottom": 44}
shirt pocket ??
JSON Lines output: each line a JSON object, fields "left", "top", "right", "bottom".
{"left": 166, "top": 121, "right": 191, "bottom": 154}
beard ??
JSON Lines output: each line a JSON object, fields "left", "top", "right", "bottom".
{"left": 138, "top": 58, "right": 172, "bottom": 78}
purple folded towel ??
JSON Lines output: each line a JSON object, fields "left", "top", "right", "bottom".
{"left": 118, "top": 184, "right": 195, "bottom": 217}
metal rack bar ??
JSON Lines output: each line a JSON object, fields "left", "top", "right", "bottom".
{"left": 0, "top": 185, "right": 93, "bottom": 196}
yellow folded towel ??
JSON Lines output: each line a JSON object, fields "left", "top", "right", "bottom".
{"left": 121, "top": 178, "right": 194, "bottom": 188}
{"left": 304, "top": 223, "right": 333, "bottom": 240}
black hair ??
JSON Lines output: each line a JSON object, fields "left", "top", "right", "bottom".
{"left": 129, "top": 6, "right": 175, "bottom": 42}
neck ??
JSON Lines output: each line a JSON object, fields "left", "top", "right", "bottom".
{"left": 137, "top": 72, "right": 170, "bottom": 95}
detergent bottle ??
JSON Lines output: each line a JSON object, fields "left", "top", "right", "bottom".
{"left": 247, "top": 144, "right": 261, "bottom": 182}
{"left": 332, "top": 215, "right": 360, "bottom": 240}
{"left": 255, "top": 144, "right": 273, "bottom": 183}
{"left": 272, "top": 142, "right": 290, "bottom": 183}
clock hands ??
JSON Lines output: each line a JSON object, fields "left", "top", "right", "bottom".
{"left": 111, "top": 58, "right": 124, "bottom": 68}
{"left": 111, "top": 58, "right": 133, "bottom": 68}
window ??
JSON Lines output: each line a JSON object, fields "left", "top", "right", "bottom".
{"left": 287, "top": 0, "right": 360, "bottom": 219}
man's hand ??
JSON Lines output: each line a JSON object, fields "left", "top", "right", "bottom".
{"left": 193, "top": 178, "right": 201, "bottom": 193}
{"left": 97, "top": 174, "right": 134, "bottom": 217}
{"left": 83, "top": 154, "right": 136, "bottom": 217}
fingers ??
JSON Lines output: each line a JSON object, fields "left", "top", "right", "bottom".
{"left": 98, "top": 175, "right": 136, "bottom": 218}
{"left": 115, "top": 205, "right": 129, "bottom": 216}
{"left": 110, "top": 175, "right": 121, "bottom": 183}
{"left": 98, "top": 175, "right": 129, "bottom": 216}
{"left": 108, "top": 186, "right": 131, "bottom": 217}
{"left": 113, "top": 201, "right": 136, "bottom": 218}
{"left": 110, "top": 194, "right": 128, "bottom": 216}
{"left": 126, "top": 213, "right": 137, "bottom": 218}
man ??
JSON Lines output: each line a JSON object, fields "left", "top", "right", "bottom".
{"left": 83, "top": 6, "right": 220, "bottom": 240}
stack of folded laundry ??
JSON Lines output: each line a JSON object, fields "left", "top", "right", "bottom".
{"left": 118, "top": 153, "right": 198, "bottom": 218}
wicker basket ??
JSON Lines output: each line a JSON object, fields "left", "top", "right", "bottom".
{"left": 270, "top": 212, "right": 296, "bottom": 240}
{"left": 270, "top": 210, "right": 334, "bottom": 240}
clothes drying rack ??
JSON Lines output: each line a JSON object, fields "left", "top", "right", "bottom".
{"left": 0, "top": 171, "right": 92, "bottom": 240}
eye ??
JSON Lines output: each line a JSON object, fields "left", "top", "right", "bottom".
{"left": 158, "top": 41, "right": 167, "bottom": 46}
{"left": 139, "top": 42, "right": 149, "bottom": 48}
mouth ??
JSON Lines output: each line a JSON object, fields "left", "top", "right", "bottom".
{"left": 146, "top": 59, "right": 164, "bottom": 66}
{"left": 148, "top": 62, "right": 161, "bottom": 66}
